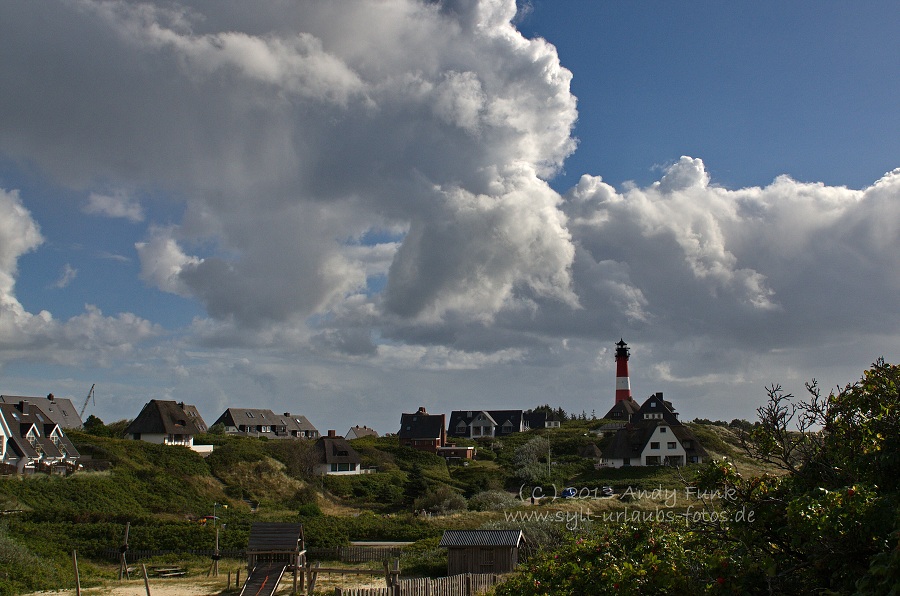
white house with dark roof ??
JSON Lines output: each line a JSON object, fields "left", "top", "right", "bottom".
{"left": 600, "top": 393, "right": 708, "bottom": 468}
{"left": 0, "top": 400, "right": 81, "bottom": 474}
{"left": 315, "top": 431, "right": 363, "bottom": 475}
{"left": 124, "top": 400, "right": 212, "bottom": 454}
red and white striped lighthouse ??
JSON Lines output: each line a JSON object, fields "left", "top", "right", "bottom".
{"left": 615, "top": 339, "right": 632, "bottom": 402}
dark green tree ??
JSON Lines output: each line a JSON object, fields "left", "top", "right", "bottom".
{"left": 404, "top": 463, "right": 428, "bottom": 507}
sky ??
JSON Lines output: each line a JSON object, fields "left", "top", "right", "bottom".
{"left": 1, "top": 0, "right": 898, "bottom": 435}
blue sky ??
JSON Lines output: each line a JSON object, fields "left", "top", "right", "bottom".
{"left": 1, "top": 0, "right": 898, "bottom": 435}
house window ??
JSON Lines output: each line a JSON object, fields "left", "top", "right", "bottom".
{"left": 501, "top": 423, "right": 513, "bottom": 433}
{"left": 646, "top": 456, "right": 661, "bottom": 465}
{"left": 622, "top": 458, "right": 630, "bottom": 465}
{"left": 330, "top": 463, "right": 352, "bottom": 472}
{"left": 650, "top": 442, "right": 660, "bottom": 449}
{"left": 246, "top": 412, "right": 254, "bottom": 418}
{"left": 650, "top": 402, "right": 656, "bottom": 407}
{"left": 456, "top": 422, "right": 467, "bottom": 433}
{"left": 667, "top": 442, "right": 677, "bottom": 449}
{"left": 659, "top": 427, "right": 667, "bottom": 433}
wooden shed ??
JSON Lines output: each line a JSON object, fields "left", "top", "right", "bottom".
{"left": 439, "top": 529, "right": 524, "bottom": 575}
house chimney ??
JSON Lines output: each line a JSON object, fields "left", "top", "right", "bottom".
{"left": 19, "top": 400, "right": 29, "bottom": 415}
{"left": 615, "top": 339, "right": 632, "bottom": 403}
{"left": 284, "top": 412, "right": 291, "bottom": 417}
{"left": 47, "top": 393, "right": 55, "bottom": 401}
{"left": 417, "top": 406, "right": 427, "bottom": 415}
{"left": 328, "top": 429, "right": 336, "bottom": 438}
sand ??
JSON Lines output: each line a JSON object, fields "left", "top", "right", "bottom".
{"left": 23, "top": 570, "right": 390, "bottom": 595}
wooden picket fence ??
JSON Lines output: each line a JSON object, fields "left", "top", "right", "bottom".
{"left": 334, "top": 572, "right": 506, "bottom": 596}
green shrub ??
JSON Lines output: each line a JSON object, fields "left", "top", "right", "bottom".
{"left": 467, "top": 490, "right": 517, "bottom": 512}
{"left": 400, "top": 537, "right": 446, "bottom": 577}
{"left": 413, "top": 485, "right": 467, "bottom": 515}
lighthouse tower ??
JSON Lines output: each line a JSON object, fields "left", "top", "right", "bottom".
{"left": 615, "top": 339, "right": 632, "bottom": 402}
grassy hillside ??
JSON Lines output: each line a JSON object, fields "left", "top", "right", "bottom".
{"left": 0, "top": 420, "right": 768, "bottom": 594}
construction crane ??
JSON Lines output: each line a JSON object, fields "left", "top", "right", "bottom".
{"left": 80, "top": 384, "right": 96, "bottom": 418}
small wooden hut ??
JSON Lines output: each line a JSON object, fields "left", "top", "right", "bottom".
{"left": 242, "top": 522, "right": 306, "bottom": 595}
{"left": 439, "top": 529, "right": 524, "bottom": 575}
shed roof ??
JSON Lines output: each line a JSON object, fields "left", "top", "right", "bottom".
{"left": 439, "top": 530, "right": 524, "bottom": 548}
{"left": 247, "top": 522, "right": 304, "bottom": 552}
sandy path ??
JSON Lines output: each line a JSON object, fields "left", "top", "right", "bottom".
{"left": 23, "top": 572, "right": 389, "bottom": 595}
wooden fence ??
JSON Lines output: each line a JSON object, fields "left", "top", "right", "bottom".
{"left": 102, "top": 545, "right": 404, "bottom": 563}
{"left": 334, "top": 573, "right": 506, "bottom": 596}
{"left": 309, "top": 546, "right": 405, "bottom": 563}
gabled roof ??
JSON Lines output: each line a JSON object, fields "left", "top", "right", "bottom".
{"left": 0, "top": 394, "right": 83, "bottom": 429}
{"left": 214, "top": 409, "right": 318, "bottom": 437}
{"left": 282, "top": 413, "right": 318, "bottom": 433}
{"left": 215, "top": 408, "right": 278, "bottom": 427}
{"left": 601, "top": 423, "right": 649, "bottom": 461}
{"left": 670, "top": 424, "right": 710, "bottom": 458}
{"left": 0, "top": 401, "right": 80, "bottom": 460}
{"left": 439, "top": 530, "right": 524, "bottom": 548}
{"left": 398, "top": 409, "right": 445, "bottom": 440}
{"left": 634, "top": 393, "right": 679, "bottom": 425}
{"left": 346, "top": 425, "right": 378, "bottom": 439}
{"left": 602, "top": 398, "right": 641, "bottom": 421}
{"left": 316, "top": 436, "right": 361, "bottom": 464}
{"left": 580, "top": 443, "right": 603, "bottom": 459}
{"left": 125, "top": 400, "right": 205, "bottom": 436}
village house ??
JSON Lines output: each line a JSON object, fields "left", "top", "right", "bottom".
{"left": 123, "top": 400, "right": 212, "bottom": 455}
{"left": 213, "top": 409, "right": 320, "bottom": 439}
{"left": 314, "top": 431, "right": 364, "bottom": 475}
{"left": 597, "top": 340, "right": 707, "bottom": 468}
{"left": 398, "top": 407, "right": 446, "bottom": 453}
{"left": 345, "top": 425, "right": 378, "bottom": 440}
{"left": 600, "top": 392, "right": 709, "bottom": 468}
{"left": 446, "top": 409, "right": 557, "bottom": 440}
{"left": 0, "top": 399, "right": 80, "bottom": 474}
{"left": 439, "top": 530, "right": 525, "bottom": 575}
